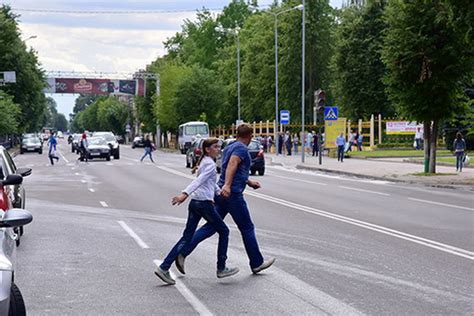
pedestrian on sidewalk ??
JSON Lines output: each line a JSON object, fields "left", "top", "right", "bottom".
{"left": 285, "top": 131, "right": 292, "bottom": 156}
{"left": 357, "top": 133, "right": 363, "bottom": 151}
{"left": 415, "top": 127, "right": 423, "bottom": 150}
{"left": 278, "top": 133, "right": 284, "bottom": 155}
{"left": 313, "top": 132, "right": 319, "bottom": 157}
{"left": 453, "top": 132, "right": 466, "bottom": 172}
{"left": 266, "top": 135, "right": 273, "bottom": 153}
{"left": 78, "top": 133, "right": 89, "bottom": 162}
{"left": 140, "top": 135, "right": 155, "bottom": 163}
{"left": 293, "top": 134, "right": 299, "bottom": 154}
{"left": 47, "top": 132, "right": 59, "bottom": 165}
{"left": 305, "top": 131, "right": 313, "bottom": 155}
{"left": 176, "top": 124, "right": 275, "bottom": 276}
{"left": 336, "top": 133, "right": 345, "bottom": 162}
{"left": 154, "top": 138, "right": 239, "bottom": 285}
{"left": 347, "top": 130, "right": 355, "bottom": 152}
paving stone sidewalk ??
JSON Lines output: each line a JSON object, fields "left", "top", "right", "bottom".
{"left": 266, "top": 152, "right": 474, "bottom": 190}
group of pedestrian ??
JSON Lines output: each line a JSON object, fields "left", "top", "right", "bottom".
{"left": 155, "top": 123, "right": 275, "bottom": 285}
{"left": 345, "top": 130, "right": 363, "bottom": 152}
{"left": 276, "top": 131, "right": 320, "bottom": 157}
{"left": 256, "top": 135, "right": 273, "bottom": 153}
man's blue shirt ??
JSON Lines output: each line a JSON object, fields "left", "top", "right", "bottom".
{"left": 218, "top": 141, "right": 251, "bottom": 193}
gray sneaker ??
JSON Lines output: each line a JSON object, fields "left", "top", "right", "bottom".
{"left": 175, "top": 254, "right": 186, "bottom": 275}
{"left": 154, "top": 267, "right": 176, "bottom": 285}
{"left": 217, "top": 267, "right": 240, "bottom": 278}
{"left": 252, "top": 257, "right": 276, "bottom": 274}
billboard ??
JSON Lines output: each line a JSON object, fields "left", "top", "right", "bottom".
{"left": 386, "top": 121, "right": 422, "bottom": 135}
{"left": 325, "top": 118, "right": 347, "bottom": 149}
{"left": 44, "top": 78, "right": 145, "bottom": 96}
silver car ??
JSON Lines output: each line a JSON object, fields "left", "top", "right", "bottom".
{"left": 0, "top": 205, "right": 33, "bottom": 315}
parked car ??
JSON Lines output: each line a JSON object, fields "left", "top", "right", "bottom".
{"left": 0, "top": 146, "right": 32, "bottom": 245}
{"left": 185, "top": 138, "right": 205, "bottom": 169}
{"left": 216, "top": 139, "right": 265, "bottom": 176}
{"left": 0, "top": 207, "right": 33, "bottom": 316}
{"left": 93, "top": 132, "right": 120, "bottom": 159}
{"left": 20, "top": 137, "right": 42, "bottom": 154}
{"left": 132, "top": 136, "right": 145, "bottom": 149}
{"left": 86, "top": 137, "right": 111, "bottom": 161}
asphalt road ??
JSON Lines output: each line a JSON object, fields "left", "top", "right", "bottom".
{"left": 12, "top": 139, "right": 474, "bottom": 315}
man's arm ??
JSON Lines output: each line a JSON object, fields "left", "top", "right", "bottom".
{"left": 221, "top": 155, "right": 241, "bottom": 197}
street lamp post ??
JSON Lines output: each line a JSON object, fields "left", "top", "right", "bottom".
{"left": 301, "top": 1, "right": 306, "bottom": 163}
{"left": 215, "top": 25, "right": 241, "bottom": 124}
{"left": 269, "top": 5, "right": 304, "bottom": 155}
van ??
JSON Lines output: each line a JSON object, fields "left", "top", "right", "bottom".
{"left": 178, "top": 122, "right": 209, "bottom": 154}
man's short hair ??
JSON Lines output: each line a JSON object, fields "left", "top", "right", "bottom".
{"left": 237, "top": 123, "right": 253, "bottom": 138}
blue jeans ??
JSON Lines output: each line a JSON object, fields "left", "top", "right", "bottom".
{"left": 456, "top": 152, "right": 464, "bottom": 171}
{"left": 140, "top": 147, "right": 154, "bottom": 162}
{"left": 337, "top": 145, "right": 344, "bottom": 161}
{"left": 182, "top": 193, "right": 264, "bottom": 269}
{"left": 160, "top": 200, "right": 229, "bottom": 271}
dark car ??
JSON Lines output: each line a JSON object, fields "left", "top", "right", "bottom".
{"left": 132, "top": 136, "right": 145, "bottom": 149}
{"left": 216, "top": 139, "right": 265, "bottom": 176}
{"left": 93, "top": 132, "right": 120, "bottom": 159}
{"left": 0, "top": 146, "right": 32, "bottom": 245}
{"left": 20, "top": 137, "right": 42, "bottom": 154}
{"left": 185, "top": 138, "right": 204, "bottom": 169}
{"left": 86, "top": 137, "right": 111, "bottom": 161}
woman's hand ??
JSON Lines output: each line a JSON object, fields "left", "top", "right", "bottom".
{"left": 172, "top": 193, "right": 188, "bottom": 205}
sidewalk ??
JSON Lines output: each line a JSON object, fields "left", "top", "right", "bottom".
{"left": 266, "top": 152, "right": 474, "bottom": 190}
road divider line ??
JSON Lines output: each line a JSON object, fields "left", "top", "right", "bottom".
{"left": 89, "top": 188, "right": 95, "bottom": 193}
{"left": 99, "top": 201, "right": 108, "bottom": 208}
{"left": 338, "top": 185, "right": 390, "bottom": 196}
{"left": 58, "top": 148, "right": 70, "bottom": 163}
{"left": 408, "top": 198, "right": 474, "bottom": 212}
{"left": 81, "top": 180, "right": 86, "bottom": 183}
{"left": 75, "top": 172, "right": 80, "bottom": 176}
{"left": 118, "top": 221, "right": 150, "bottom": 249}
{"left": 156, "top": 166, "right": 473, "bottom": 260}
{"left": 270, "top": 173, "right": 327, "bottom": 186}
{"left": 153, "top": 260, "right": 212, "bottom": 315}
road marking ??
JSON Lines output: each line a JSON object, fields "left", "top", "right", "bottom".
{"left": 106, "top": 162, "right": 114, "bottom": 166}
{"left": 408, "top": 198, "right": 474, "bottom": 212}
{"left": 118, "top": 221, "right": 150, "bottom": 249}
{"left": 269, "top": 173, "right": 327, "bottom": 186}
{"left": 75, "top": 172, "right": 80, "bottom": 176}
{"left": 246, "top": 190, "right": 473, "bottom": 260}
{"left": 81, "top": 180, "right": 87, "bottom": 183}
{"left": 99, "top": 201, "right": 108, "bottom": 208}
{"left": 58, "top": 149, "right": 70, "bottom": 163}
{"left": 338, "top": 185, "right": 390, "bottom": 196}
{"left": 156, "top": 166, "right": 473, "bottom": 260}
{"left": 89, "top": 188, "right": 95, "bottom": 193}
{"left": 153, "top": 260, "right": 212, "bottom": 316}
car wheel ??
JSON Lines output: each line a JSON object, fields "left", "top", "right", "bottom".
{"left": 181, "top": 149, "right": 186, "bottom": 155}
{"left": 186, "top": 156, "right": 191, "bottom": 168}
{"left": 250, "top": 169, "right": 257, "bottom": 175}
{"left": 258, "top": 168, "right": 265, "bottom": 176}
{"left": 19, "top": 226, "right": 24, "bottom": 236}
{"left": 114, "top": 148, "right": 120, "bottom": 160}
{"left": 71, "top": 146, "right": 75, "bottom": 153}
{"left": 20, "top": 150, "right": 24, "bottom": 154}
{"left": 106, "top": 154, "right": 111, "bottom": 161}
{"left": 38, "top": 149, "right": 42, "bottom": 154}
{"left": 9, "top": 283, "right": 26, "bottom": 316}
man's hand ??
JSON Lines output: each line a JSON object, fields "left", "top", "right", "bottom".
{"left": 172, "top": 193, "right": 188, "bottom": 205}
{"left": 221, "top": 184, "right": 231, "bottom": 198}
{"left": 247, "top": 179, "right": 261, "bottom": 190}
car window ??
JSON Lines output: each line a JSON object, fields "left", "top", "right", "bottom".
{"left": 2, "top": 150, "right": 16, "bottom": 174}
{"left": 89, "top": 138, "right": 107, "bottom": 145}
{"left": 185, "top": 125, "right": 208, "bottom": 135}
{"left": 248, "top": 141, "right": 260, "bottom": 150}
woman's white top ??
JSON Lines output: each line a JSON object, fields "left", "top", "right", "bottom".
{"left": 183, "top": 156, "right": 220, "bottom": 201}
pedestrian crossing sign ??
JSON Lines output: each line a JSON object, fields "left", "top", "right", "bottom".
{"left": 324, "top": 107, "right": 338, "bottom": 121}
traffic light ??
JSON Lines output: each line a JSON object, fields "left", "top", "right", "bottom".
{"left": 314, "top": 89, "right": 326, "bottom": 124}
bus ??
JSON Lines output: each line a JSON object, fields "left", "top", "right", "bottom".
{"left": 178, "top": 121, "right": 209, "bottom": 154}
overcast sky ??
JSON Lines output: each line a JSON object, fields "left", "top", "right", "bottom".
{"left": 5, "top": 0, "right": 343, "bottom": 118}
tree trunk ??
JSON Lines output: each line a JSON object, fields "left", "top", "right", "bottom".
{"left": 429, "top": 120, "right": 438, "bottom": 174}
{"left": 423, "top": 121, "right": 431, "bottom": 173}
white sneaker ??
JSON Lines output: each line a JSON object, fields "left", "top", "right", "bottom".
{"left": 154, "top": 267, "right": 176, "bottom": 285}
{"left": 252, "top": 257, "right": 276, "bottom": 274}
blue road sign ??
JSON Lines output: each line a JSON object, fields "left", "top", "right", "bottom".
{"left": 324, "top": 107, "right": 338, "bottom": 121}
{"left": 280, "top": 110, "right": 290, "bottom": 125}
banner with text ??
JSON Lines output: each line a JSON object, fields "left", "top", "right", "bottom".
{"left": 386, "top": 121, "right": 423, "bottom": 135}
{"left": 44, "top": 78, "right": 145, "bottom": 96}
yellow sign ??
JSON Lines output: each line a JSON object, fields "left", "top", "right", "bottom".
{"left": 325, "top": 118, "right": 346, "bottom": 149}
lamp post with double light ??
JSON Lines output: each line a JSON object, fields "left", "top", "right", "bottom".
{"left": 215, "top": 25, "right": 242, "bottom": 124}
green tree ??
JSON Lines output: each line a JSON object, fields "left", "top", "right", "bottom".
{"left": 382, "top": 0, "right": 473, "bottom": 173}
{"left": 331, "top": 0, "right": 393, "bottom": 120}
{"left": 0, "top": 6, "right": 47, "bottom": 132}
{"left": 0, "top": 91, "right": 20, "bottom": 134}
{"left": 96, "top": 97, "right": 130, "bottom": 135}
{"left": 54, "top": 113, "right": 68, "bottom": 132}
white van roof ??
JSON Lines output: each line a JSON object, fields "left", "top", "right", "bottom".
{"left": 179, "top": 121, "right": 208, "bottom": 127}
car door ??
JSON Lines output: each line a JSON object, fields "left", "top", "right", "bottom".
{"left": 0, "top": 149, "right": 24, "bottom": 209}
